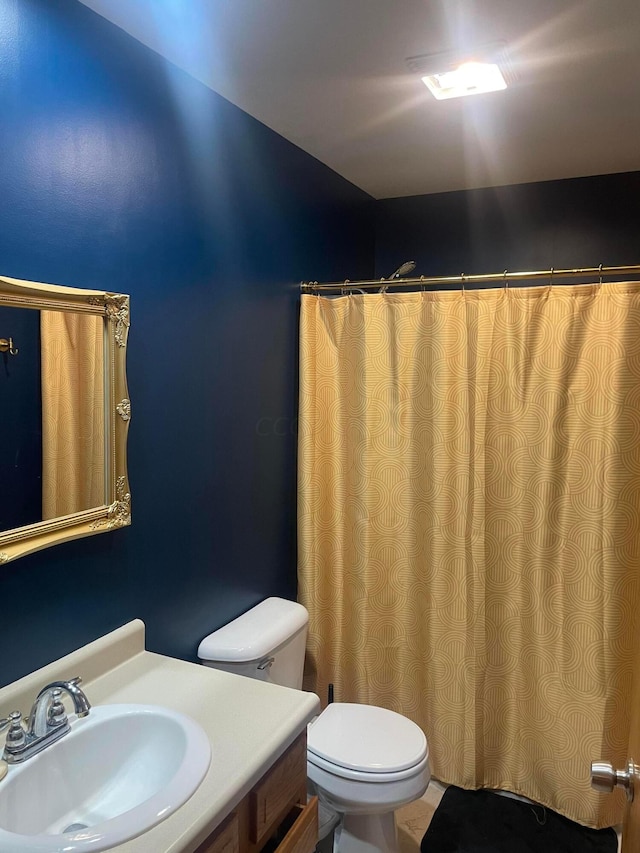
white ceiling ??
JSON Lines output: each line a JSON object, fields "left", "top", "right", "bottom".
{"left": 78, "top": 0, "right": 640, "bottom": 199}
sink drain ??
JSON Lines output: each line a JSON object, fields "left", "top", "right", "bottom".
{"left": 64, "top": 823, "right": 89, "bottom": 833}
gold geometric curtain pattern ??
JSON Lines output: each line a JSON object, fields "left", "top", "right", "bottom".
{"left": 298, "top": 283, "right": 640, "bottom": 828}
{"left": 41, "top": 310, "right": 105, "bottom": 520}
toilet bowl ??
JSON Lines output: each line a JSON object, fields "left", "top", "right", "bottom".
{"left": 307, "top": 702, "right": 429, "bottom": 853}
{"left": 198, "top": 598, "right": 430, "bottom": 853}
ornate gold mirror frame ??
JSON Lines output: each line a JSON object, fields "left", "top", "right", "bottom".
{"left": 0, "top": 274, "right": 130, "bottom": 563}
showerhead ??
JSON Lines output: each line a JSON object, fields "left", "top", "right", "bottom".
{"left": 379, "top": 260, "right": 417, "bottom": 293}
{"left": 388, "top": 260, "right": 417, "bottom": 279}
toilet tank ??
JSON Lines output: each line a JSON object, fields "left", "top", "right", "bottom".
{"left": 197, "top": 597, "right": 309, "bottom": 689}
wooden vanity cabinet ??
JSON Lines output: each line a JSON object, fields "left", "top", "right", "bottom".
{"left": 195, "top": 732, "right": 318, "bottom": 853}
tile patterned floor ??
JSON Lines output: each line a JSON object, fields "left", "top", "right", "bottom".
{"left": 395, "top": 780, "right": 446, "bottom": 852}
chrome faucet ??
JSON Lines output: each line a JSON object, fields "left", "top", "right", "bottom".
{"left": 0, "top": 676, "right": 91, "bottom": 764}
{"left": 28, "top": 677, "right": 91, "bottom": 737}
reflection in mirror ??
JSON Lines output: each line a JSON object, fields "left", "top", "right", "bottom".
{"left": 0, "top": 306, "right": 42, "bottom": 531}
{"left": 41, "top": 311, "right": 105, "bottom": 520}
{"left": 0, "top": 308, "right": 106, "bottom": 533}
{"left": 0, "top": 275, "right": 130, "bottom": 563}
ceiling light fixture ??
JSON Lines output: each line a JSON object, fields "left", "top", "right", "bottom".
{"left": 407, "top": 43, "right": 513, "bottom": 100}
{"left": 421, "top": 61, "right": 506, "bottom": 99}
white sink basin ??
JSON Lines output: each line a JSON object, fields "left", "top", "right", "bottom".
{"left": 0, "top": 704, "right": 211, "bottom": 852}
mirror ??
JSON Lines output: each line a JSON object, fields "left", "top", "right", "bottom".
{"left": 0, "top": 274, "right": 130, "bottom": 563}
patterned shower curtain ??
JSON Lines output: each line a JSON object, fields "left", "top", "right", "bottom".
{"left": 297, "top": 282, "right": 640, "bottom": 827}
{"left": 41, "top": 310, "right": 105, "bottom": 519}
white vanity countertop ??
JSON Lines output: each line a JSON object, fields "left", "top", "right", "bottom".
{"left": 0, "top": 619, "right": 321, "bottom": 853}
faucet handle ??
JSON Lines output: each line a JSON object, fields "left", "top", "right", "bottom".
{"left": 47, "top": 689, "right": 68, "bottom": 728}
{"left": 2, "top": 711, "right": 26, "bottom": 751}
{"left": 0, "top": 711, "right": 22, "bottom": 733}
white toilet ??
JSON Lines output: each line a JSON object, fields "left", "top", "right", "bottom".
{"left": 198, "top": 597, "right": 430, "bottom": 853}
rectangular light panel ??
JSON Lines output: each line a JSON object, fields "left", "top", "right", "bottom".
{"left": 422, "top": 61, "right": 507, "bottom": 100}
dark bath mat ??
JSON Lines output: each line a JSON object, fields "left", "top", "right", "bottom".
{"left": 420, "top": 786, "right": 617, "bottom": 853}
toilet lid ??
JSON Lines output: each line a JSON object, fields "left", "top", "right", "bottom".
{"left": 307, "top": 703, "right": 427, "bottom": 774}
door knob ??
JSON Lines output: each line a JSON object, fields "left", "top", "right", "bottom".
{"left": 591, "top": 760, "right": 636, "bottom": 802}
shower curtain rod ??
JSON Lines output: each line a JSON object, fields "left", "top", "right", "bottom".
{"left": 300, "top": 264, "right": 640, "bottom": 293}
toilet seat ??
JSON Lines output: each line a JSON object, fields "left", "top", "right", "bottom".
{"left": 308, "top": 748, "right": 429, "bottom": 783}
{"left": 307, "top": 703, "right": 428, "bottom": 783}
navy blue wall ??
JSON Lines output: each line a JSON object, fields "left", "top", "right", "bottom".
{"left": 0, "top": 0, "right": 374, "bottom": 685}
{"left": 375, "top": 172, "right": 640, "bottom": 282}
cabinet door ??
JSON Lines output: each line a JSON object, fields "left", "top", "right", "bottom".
{"left": 195, "top": 811, "right": 240, "bottom": 853}
{"left": 274, "top": 797, "right": 318, "bottom": 853}
{"left": 249, "top": 733, "right": 307, "bottom": 846}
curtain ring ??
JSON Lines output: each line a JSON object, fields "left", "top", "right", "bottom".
{"left": 420, "top": 275, "right": 426, "bottom": 293}
{"left": 460, "top": 272, "right": 465, "bottom": 297}
{"left": 544, "top": 266, "right": 554, "bottom": 297}
{"left": 598, "top": 263, "right": 603, "bottom": 288}
{"left": 503, "top": 269, "right": 509, "bottom": 290}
